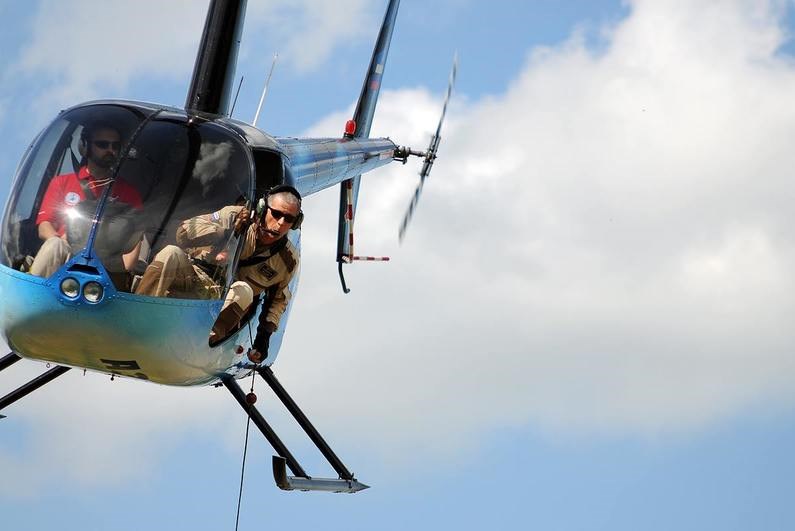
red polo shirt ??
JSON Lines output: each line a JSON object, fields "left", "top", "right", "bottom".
{"left": 36, "top": 167, "right": 143, "bottom": 237}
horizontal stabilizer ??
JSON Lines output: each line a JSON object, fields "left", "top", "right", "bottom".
{"left": 272, "top": 456, "right": 369, "bottom": 493}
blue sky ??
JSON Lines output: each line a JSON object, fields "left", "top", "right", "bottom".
{"left": 2, "top": 1, "right": 795, "bottom": 530}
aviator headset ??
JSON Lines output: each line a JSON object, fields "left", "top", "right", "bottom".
{"left": 255, "top": 184, "right": 304, "bottom": 230}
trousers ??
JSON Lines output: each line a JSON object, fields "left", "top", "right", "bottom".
{"left": 135, "top": 245, "right": 254, "bottom": 337}
{"left": 30, "top": 237, "right": 71, "bottom": 278}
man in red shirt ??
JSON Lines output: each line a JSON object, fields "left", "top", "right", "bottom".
{"left": 30, "top": 122, "right": 143, "bottom": 278}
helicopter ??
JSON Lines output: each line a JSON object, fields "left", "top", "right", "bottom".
{"left": 0, "top": 0, "right": 454, "bottom": 494}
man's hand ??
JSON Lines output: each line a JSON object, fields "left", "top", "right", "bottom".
{"left": 247, "top": 348, "right": 265, "bottom": 364}
{"left": 234, "top": 208, "right": 251, "bottom": 235}
{"left": 249, "top": 329, "right": 272, "bottom": 364}
{"left": 214, "top": 250, "right": 229, "bottom": 264}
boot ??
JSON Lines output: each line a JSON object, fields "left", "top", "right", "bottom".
{"left": 135, "top": 261, "right": 165, "bottom": 296}
{"left": 211, "top": 302, "right": 247, "bottom": 342}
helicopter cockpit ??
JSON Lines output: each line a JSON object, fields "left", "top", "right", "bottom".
{"left": 0, "top": 102, "right": 258, "bottom": 299}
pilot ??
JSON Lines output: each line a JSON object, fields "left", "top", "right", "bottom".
{"left": 30, "top": 121, "right": 143, "bottom": 278}
{"left": 135, "top": 185, "right": 302, "bottom": 361}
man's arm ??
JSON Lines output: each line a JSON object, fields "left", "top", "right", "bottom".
{"left": 122, "top": 241, "right": 142, "bottom": 271}
{"left": 36, "top": 175, "right": 66, "bottom": 240}
{"left": 251, "top": 248, "right": 299, "bottom": 358}
{"left": 176, "top": 205, "right": 243, "bottom": 249}
{"left": 263, "top": 281, "right": 292, "bottom": 333}
{"left": 251, "top": 282, "right": 291, "bottom": 359}
{"left": 37, "top": 221, "right": 60, "bottom": 241}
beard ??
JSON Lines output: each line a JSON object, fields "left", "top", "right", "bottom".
{"left": 91, "top": 154, "right": 118, "bottom": 171}
{"left": 92, "top": 154, "right": 117, "bottom": 170}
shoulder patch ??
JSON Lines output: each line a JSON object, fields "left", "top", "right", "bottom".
{"left": 64, "top": 192, "right": 81, "bottom": 206}
{"left": 212, "top": 211, "right": 221, "bottom": 221}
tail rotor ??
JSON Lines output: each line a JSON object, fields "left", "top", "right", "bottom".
{"left": 394, "top": 54, "right": 457, "bottom": 242}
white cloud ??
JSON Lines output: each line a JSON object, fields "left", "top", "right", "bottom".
{"left": 0, "top": 362, "right": 241, "bottom": 498}
{"left": 14, "top": 0, "right": 207, "bottom": 109}
{"left": 246, "top": 0, "right": 376, "bottom": 72}
{"left": 278, "top": 0, "right": 795, "bottom": 458}
{"left": 12, "top": 0, "right": 376, "bottom": 112}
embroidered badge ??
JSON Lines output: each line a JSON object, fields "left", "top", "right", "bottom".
{"left": 259, "top": 263, "right": 277, "bottom": 280}
{"left": 64, "top": 192, "right": 80, "bottom": 206}
{"left": 212, "top": 211, "right": 221, "bottom": 221}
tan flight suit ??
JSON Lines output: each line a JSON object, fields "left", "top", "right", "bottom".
{"left": 29, "top": 237, "right": 72, "bottom": 277}
{"left": 135, "top": 205, "right": 299, "bottom": 338}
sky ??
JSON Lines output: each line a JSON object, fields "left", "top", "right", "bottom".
{"left": 2, "top": 0, "right": 795, "bottom": 529}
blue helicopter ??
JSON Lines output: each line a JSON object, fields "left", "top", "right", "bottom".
{"left": 0, "top": 0, "right": 454, "bottom": 493}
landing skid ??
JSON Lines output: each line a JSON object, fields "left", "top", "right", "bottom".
{"left": 272, "top": 456, "right": 368, "bottom": 493}
{"left": 222, "top": 366, "right": 369, "bottom": 493}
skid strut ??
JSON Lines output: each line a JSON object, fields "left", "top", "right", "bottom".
{"left": 0, "top": 352, "right": 22, "bottom": 372}
{"left": 0, "top": 364, "right": 71, "bottom": 419}
{"left": 223, "top": 371, "right": 368, "bottom": 493}
{"left": 222, "top": 375, "right": 308, "bottom": 477}
{"left": 257, "top": 366, "right": 355, "bottom": 481}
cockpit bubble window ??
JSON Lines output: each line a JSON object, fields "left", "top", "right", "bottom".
{"left": 111, "top": 119, "right": 252, "bottom": 297}
{"left": 1, "top": 103, "right": 254, "bottom": 299}
{"left": 0, "top": 104, "right": 147, "bottom": 276}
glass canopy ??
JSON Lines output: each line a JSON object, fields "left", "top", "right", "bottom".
{"left": 1, "top": 103, "right": 254, "bottom": 298}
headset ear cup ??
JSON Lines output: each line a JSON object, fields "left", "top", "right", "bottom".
{"left": 256, "top": 197, "right": 267, "bottom": 219}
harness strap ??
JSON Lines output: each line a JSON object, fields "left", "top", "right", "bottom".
{"left": 77, "top": 174, "right": 97, "bottom": 200}
{"left": 237, "top": 238, "right": 287, "bottom": 268}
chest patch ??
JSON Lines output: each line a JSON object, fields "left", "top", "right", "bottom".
{"left": 258, "top": 263, "right": 277, "bottom": 281}
{"left": 64, "top": 192, "right": 81, "bottom": 206}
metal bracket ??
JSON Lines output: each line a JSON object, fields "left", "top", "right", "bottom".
{"left": 392, "top": 145, "right": 427, "bottom": 164}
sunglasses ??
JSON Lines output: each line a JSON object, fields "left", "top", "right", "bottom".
{"left": 267, "top": 206, "right": 299, "bottom": 224}
{"left": 93, "top": 140, "right": 122, "bottom": 150}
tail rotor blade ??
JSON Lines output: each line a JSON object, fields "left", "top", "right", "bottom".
{"left": 432, "top": 52, "right": 457, "bottom": 148}
{"left": 398, "top": 179, "right": 425, "bottom": 242}
{"left": 397, "top": 54, "right": 457, "bottom": 242}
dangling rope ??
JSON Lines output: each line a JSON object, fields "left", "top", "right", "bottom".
{"left": 234, "top": 322, "right": 258, "bottom": 531}
{"left": 234, "top": 371, "right": 255, "bottom": 531}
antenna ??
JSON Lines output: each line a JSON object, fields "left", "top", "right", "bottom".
{"left": 252, "top": 52, "right": 279, "bottom": 127}
{"left": 229, "top": 75, "right": 244, "bottom": 117}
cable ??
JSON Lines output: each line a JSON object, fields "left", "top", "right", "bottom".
{"left": 234, "top": 321, "right": 258, "bottom": 531}
{"left": 234, "top": 408, "right": 252, "bottom": 531}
